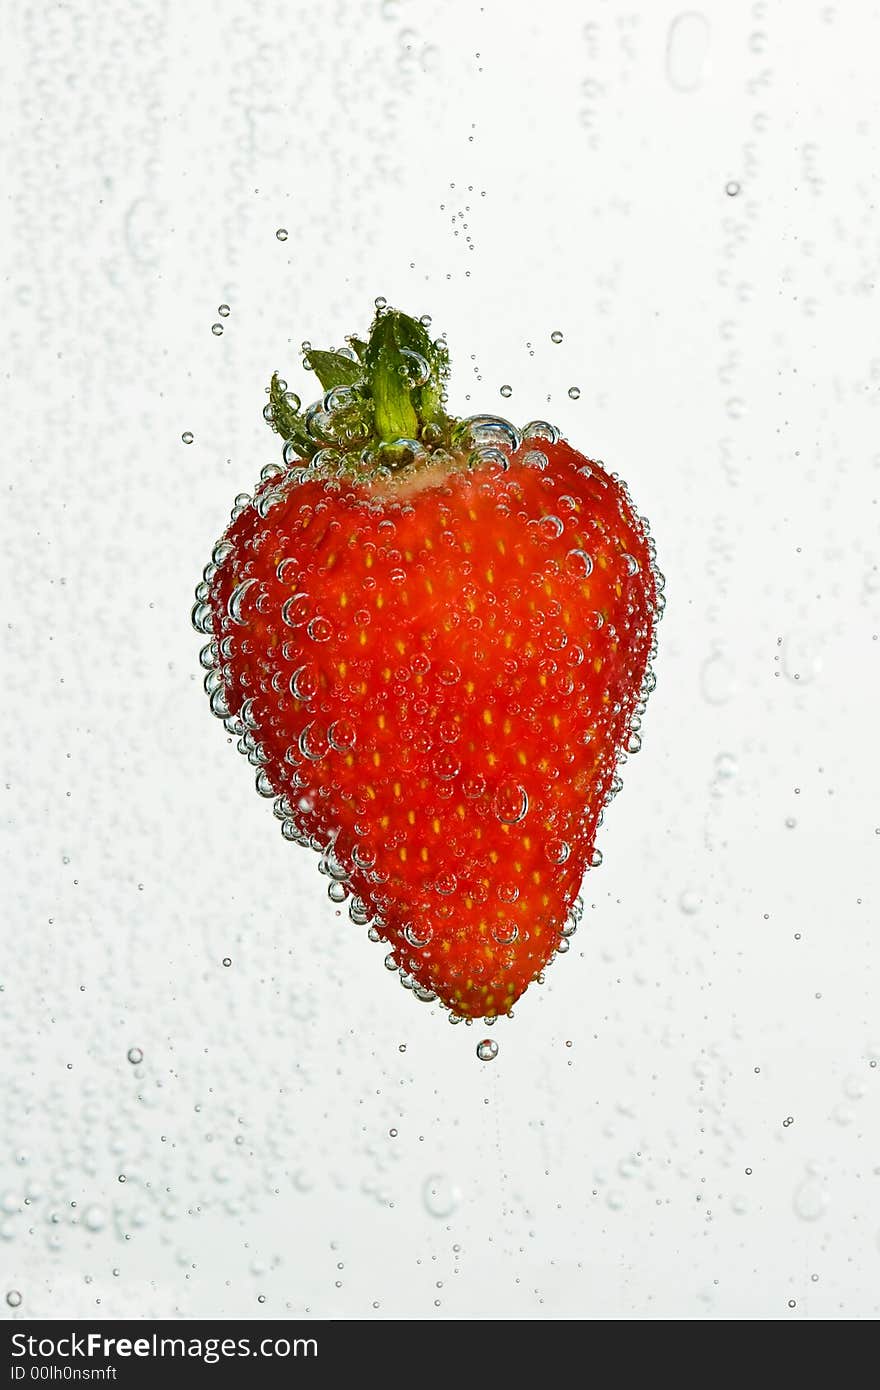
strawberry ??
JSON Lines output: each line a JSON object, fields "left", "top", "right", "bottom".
{"left": 193, "top": 306, "right": 662, "bottom": 1022}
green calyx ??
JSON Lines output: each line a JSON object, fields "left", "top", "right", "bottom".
{"left": 264, "top": 305, "right": 455, "bottom": 472}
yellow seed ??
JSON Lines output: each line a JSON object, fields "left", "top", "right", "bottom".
{"left": 345, "top": 754, "right": 354, "bottom": 767}
{"left": 383, "top": 668, "right": 391, "bottom": 682}
{"left": 365, "top": 552, "right": 373, "bottom": 568}
{"left": 366, "top": 786, "right": 376, "bottom": 800}
{"left": 420, "top": 846, "right": 428, "bottom": 862}
{"left": 489, "top": 850, "right": 498, "bottom": 864}
{"left": 378, "top": 713, "right": 386, "bottom": 730}
{"left": 373, "top": 752, "right": 381, "bottom": 767}
{"left": 395, "top": 639, "right": 405, "bottom": 655}
{"left": 523, "top": 836, "right": 531, "bottom": 850}
{"left": 483, "top": 709, "right": 493, "bottom": 726}
{"left": 486, "top": 569, "right": 494, "bottom": 583}
{"left": 393, "top": 781, "right": 401, "bottom": 798}
{"left": 593, "top": 657, "right": 603, "bottom": 672}
{"left": 552, "top": 714, "right": 560, "bottom": 730}
{"left": 497, "top": 538, "right": 506, "bottom": 555}
{"left": 425, "top": 578, "right": 434, "bottom": 595}
{"left": 517, "top": 749, "right": 527, "bottom": 765}
{"left": 487, "top": 752, "right": 497, "bottom": 767}
{"left": 532, "top": 870, "right": 541, "bottom": 884}
{"left": 338, "top": 661, "right": 347, "bottom": 678}
{"left": 399, "top": 847, "right": 407, "bottom": 862}
{"left": 456, "top": 805, "right": 466, "bottom": 819}
{"left": 432, "top": 818, "right": 441, "bottom": 834}
{"left": 359, "top": 630, "right": 367, "bottom": 645}
{"left": 408, "top": 809, "right": 416, "bottom": 825}
{"left": 376, "top": 594, "right": 384, "bottom": 609}
{"left": 464, "top": 896, "right": 473, "bottom": 909}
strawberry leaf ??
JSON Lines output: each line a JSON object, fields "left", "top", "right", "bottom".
{"left": 306, "top": 350, "right": 364, "bottom": 391}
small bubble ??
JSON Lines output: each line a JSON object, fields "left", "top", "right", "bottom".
{"left": 375, "top": 296, "right": 387, "bottom": 310}
{"left": 222, "top": 957, "right": 232, "bottom": 968}
{"left": 6, "top": 1290, "right": 22, "bottom": 1308}
{"left": 276, "top": 228, "right": 288, "bottom": 241}
{"left": 476, "top": 1039, "right": 498, "bottom": 1062}
{"left": 567, "top": 386, "right": 581, "bottom": 400}
{"left": 218, "top": 304, "right": 230, "bottom": 317}
{"left": 492, "top": 782, "right": 528, "bottom": 825}
{"left": 500, "top": 384, "right": 512, "bottom": 398}
{"left": 725, "top": 181, "right": 741, "bottom": 196}
{"left": 117, "top": 1175, "right": 126, "bottom": 1184}
{"left": 181, "top": 432, "right": 194, "bottom": 445}
{"left": 551, "top": 330, "right": 563, "bottom": 344}
{"left": 389, "top": 1128, "right": 398, "bottom": 1138}
{"left": 211, "top": 323, "right": 224, "bottom": 336}
{"left": 127, "top": 1047, "right": 143, "bottom": 1065}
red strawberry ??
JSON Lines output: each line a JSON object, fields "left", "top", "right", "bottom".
{"left": 193, "top": 307, "right": 662, "bottom": 1022}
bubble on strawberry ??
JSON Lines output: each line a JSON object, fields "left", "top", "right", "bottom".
{"left": 404, "top": 923, "right": 433, "bottom": 949}
{"left": 492, "top": 782, "right": 528, "bottom": 825}
{"left": 281, "top": 593, "right": 311, "bottom": 627}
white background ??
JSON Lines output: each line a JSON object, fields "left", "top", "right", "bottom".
{"left": 2, "top": 0, "right": 879, "bottom": 1320}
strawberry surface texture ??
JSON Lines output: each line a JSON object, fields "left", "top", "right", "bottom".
{"left": 193, "top": 306, "right": 663, "bottom": 1022}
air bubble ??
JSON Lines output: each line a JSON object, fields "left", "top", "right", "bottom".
{"left": 218, "top": 304, "right": 230, "bottom": 317}
{"left": 551, "top": 330, "right": 563, "bottom": 344}
{"left": 404, "top": 923, "right": 433, "bottom": 949}
{"left": 423, "top": 1174, "right": 461, "bottom": 1218}
{"left": 567, "top": 386, "right": 581, "bottom": 400}
{"left": 500, "top": 385, "right": 512, "bottom": 398}
{"left": 290, "top": 665, "right": 319, "bottom": 702}
{"left": 211, "top": 323, "right": 224, "bottom": 336}
{"left": 476, "top": 1039, "right": 498, "bottom": 1062}
{"left": 181, "top": 432, "right": 194, "bottom": 445}
{"left": 328, "top": 719, "right": 356, "bottom": 752}
{"left": 725, "top": 181, "right": 741, "bottom": 197}
{"left": 666, "top": 11, "right": 710, "bottom": 92}
{"left": 492, "top": 782, "right": 528, "bottom": 825}
{"left": 6, "top": 1290, "right": 22, "bottom": 1308}
{"left": 127, "top": 1047, "right": 143, "bottom": 1065}
{"left": 276, "top": 228, "right": 288, "bottom": 241}
{"left": 227, "top": 577, "right": 258, "bottom": 626}
{"left": 565, "top": 549, "right": 593, "bottom": 578}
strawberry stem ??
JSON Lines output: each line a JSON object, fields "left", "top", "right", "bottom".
{"left": 265, "top": 306, "right": 454, "bottom": 470}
